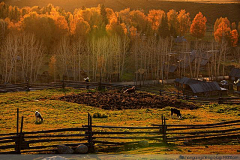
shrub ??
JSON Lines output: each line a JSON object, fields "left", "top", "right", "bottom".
{"left": 93, "top": 112, "right": 108, "bottom": 118}
{"left": 217, "top": 109, "right": 224, "bottom": 113}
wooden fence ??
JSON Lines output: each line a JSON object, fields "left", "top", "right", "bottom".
{"left": 0, "top": 109, "right": 239, "bottom": 154}
{"left": 0, "top": 80, "right": 131, "bottom": 93}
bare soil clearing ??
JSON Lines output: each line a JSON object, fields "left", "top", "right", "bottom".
{"left": 59, "top": 90, "right": 198, "bottom": 110}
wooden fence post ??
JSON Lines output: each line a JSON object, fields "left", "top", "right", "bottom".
{"left": 15, "top": 116, "right": 24, "bottom": 154}
{"left": 88, "top": 113, "right": 94, "bottom": 153}
{"left": 26, "top": 79, "right": 30, "bottom": 92}
{"left": 163, "top": 116, "right": 167, "bottom": 144}
{"left": 62, "top": 79, "right": 65, "bottom": 90}
{"left": 17, "top": 108, "right": 19, "bottom": 136}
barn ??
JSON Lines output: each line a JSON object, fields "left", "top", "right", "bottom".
{"left": 188, "top": 81, "right": 226, "bottom": 96}
{"left": 175, "top": 77, "right": 227, "bottom": 96}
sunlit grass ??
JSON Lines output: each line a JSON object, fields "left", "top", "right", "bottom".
{"left": 0, "top": 88, "right": 239, "bottom": 154}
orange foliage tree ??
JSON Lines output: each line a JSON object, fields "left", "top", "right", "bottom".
{"left": 148, "top": 9, "right": 165, "bottom": 31}
{"left": 177, "top": 10, "right": 191, "bottom": 36}
{"left": 214, "top": 17, "right": 230, "bottom": 33}
{"left": 214, "top": 18, "right": 238, "bottom": 47}
{"left": 190, "top": 12, "right": 207, "bottom": 39}
{"left": 231, "top": 29, "right": 239, "bottom": 47}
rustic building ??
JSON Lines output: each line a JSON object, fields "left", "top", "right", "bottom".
{"left": 229, "top": 68, "right": 240, "bottom": 81}
{"left": 175, "top": 77, "right": 227, "bottom": 96}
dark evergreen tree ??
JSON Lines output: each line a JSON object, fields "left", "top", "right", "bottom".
{"left": 158, "top": 14, "right": 170, "bottom": 38}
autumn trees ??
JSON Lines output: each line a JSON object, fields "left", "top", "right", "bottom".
{"left": 214, "top": 17, "right": 239, "bottom": 47}
{"left": 0, "top": 2, "right": 239, "bottom": 83}
{"left": 190, "top": 12, "right": 207, "bottom": 39}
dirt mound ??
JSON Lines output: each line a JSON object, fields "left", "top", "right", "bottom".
{"left": 59, "top": 90, "right": 198, "bottom": 110}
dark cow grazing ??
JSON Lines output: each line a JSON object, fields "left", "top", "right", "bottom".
{"left": 35, "top": 111, "right": 43, "bottom": 122}
{"left": 171, "top": 108, "right": 182, "bottom": 119}
{"left": 123, "top": 86, "right": 136, "bottom": 94}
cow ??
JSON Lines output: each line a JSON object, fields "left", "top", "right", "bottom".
{"left": 123, "top": 86, "right": 136, "bottom": 94}
{"left": 171, "top": 108, "right": 182, "bottom": 119}
{"left": 35, "top": 111, "right": 43, "bottom": 122}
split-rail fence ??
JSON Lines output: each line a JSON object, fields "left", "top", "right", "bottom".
{"left": 0, "top": 109, "right": 239, "bottom": 154}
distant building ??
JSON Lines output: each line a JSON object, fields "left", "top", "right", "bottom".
{"left": 175, "top": 77, "right": 226, "bottom": 96}
{"left": 229, "top": 68, "right": 240, "bottom": 81}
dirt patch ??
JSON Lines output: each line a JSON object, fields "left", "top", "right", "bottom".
{"left": 59, "top": 90, "right": 198, "bottom": 110}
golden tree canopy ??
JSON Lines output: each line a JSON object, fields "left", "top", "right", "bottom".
{"left": 190, "top": 12, "right": 207, "bottom": 39}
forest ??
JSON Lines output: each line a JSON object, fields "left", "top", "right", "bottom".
{"left": 0, "top": 2, "right": 239, "bottom": 83}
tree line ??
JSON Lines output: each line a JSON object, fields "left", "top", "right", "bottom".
{"left": 0, "top": 2, "right": 239, "bottom": 83}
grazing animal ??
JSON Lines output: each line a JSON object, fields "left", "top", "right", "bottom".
{"left": 84, "top": 77, "right": 90, "bottom": 82}
{"left": 35, "top": 111, "right": 43, "bottom": 122}
{"left": 171, "top": 108, "right": 182, "bottom": 119}
{"left": 123, "top": 86, "right": 136, "bottom": 94}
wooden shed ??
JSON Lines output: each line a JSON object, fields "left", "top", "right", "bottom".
{"left": 229, "top": 68, "right": 240, "bottom": 81}
{"left": 189, "top": 81, "right": 225, "bottom": 96}
{"left": 237, "top": 83, "right": 240, "bottom": 92}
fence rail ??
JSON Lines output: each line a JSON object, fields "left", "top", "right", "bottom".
{"left": 0, "top": 80, "right": 132, "bottom": 93}
{"left": 0, "top": 109, "right": 239, "bottom": 154}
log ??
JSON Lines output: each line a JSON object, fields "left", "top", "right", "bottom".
{"left": 22, "top": 127, "right": 88, "bottom": 135}
{"left": 152, "top": 119, "right": 240, "bottom": 127}
{"left": 0, "top": 144, "right": 15, "bottom": 149}
{"left": 92, "top": 136, "right": 163, "bottom": 139}
{"left": 167, "top": 132, "right": 240, "bottom": 140}
{"left": 0, "top": 139, "right": 15, "bottom": 144}
{"left": 167, "top": 124, "right": 240, "bottom": 131}
{"left": 167, "top": 127, "right": 240, "bottom": 135}
{"left": 83, "top": 125, "right": 161, "bottom": 129}
{"left": 24, "top": 134, "right": 88, "bottom": 139}
{"left": 26, "top": 138, "right": 88, "bottom": 144}
{"left": 91, "top": 131, "right": 160, "bottom": 135}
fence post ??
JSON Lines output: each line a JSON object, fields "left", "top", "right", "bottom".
{"left": 17, "top": 108, "right": 19, "bottom": 136}
{"left": 16, "top": 116, "right": 24, "bottom": 154}
{"left": 26, "top": 78, "right": 30, "bottom": 92}
{"left": 163, "top": 116, "right": 167, "bottom": 144}
{"left": 88, "top": 113, "right": 94, "bottom": 153}
{"left": 62, "top": 79, "right": 65, "bottom": 90}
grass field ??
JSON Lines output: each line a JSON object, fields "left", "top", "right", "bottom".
{"left": 0, "top": 88, "right": 239, "bottom": 154}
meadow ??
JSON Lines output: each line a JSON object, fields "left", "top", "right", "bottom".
{"left": 0, "top": 88, "right": 239, "bottom": 154}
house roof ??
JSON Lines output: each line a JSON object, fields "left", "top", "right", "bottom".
{"left": 229, "top": 68, "right": 240, "bottom": 78}
{"left": 175, "top": 36, "right": 187, "bottom": 43}
{"left": 165, "top": 65, "right": 177, "bottom": 73}
{"left": 189, "top": 82, "right": 221, "bottom": 93}
{"left": 178, "top": 77, "right": 203, "bottom": 85}
{"left": 175, "top": 78, "right": 181, "bottom": 83}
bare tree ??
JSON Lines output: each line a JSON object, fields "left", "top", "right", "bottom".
{"left": 1, "top": 33, "right": 44, "bottom": 83}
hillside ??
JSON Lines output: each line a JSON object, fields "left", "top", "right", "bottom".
{"left": 5, "top": 0, "right": 240, "bottom": 25}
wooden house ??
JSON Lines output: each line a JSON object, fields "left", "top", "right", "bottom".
{"left": 229, "top": 68, "right": 240, "bottom": 81}
{"left": 237, "top": 83, "right": 240, "bottom": 92}
{"left": 175, "top": 77, "right": 227, "bottom": 96}
{"left": 188, "top": 81, "right": 225, "bottom": 96}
